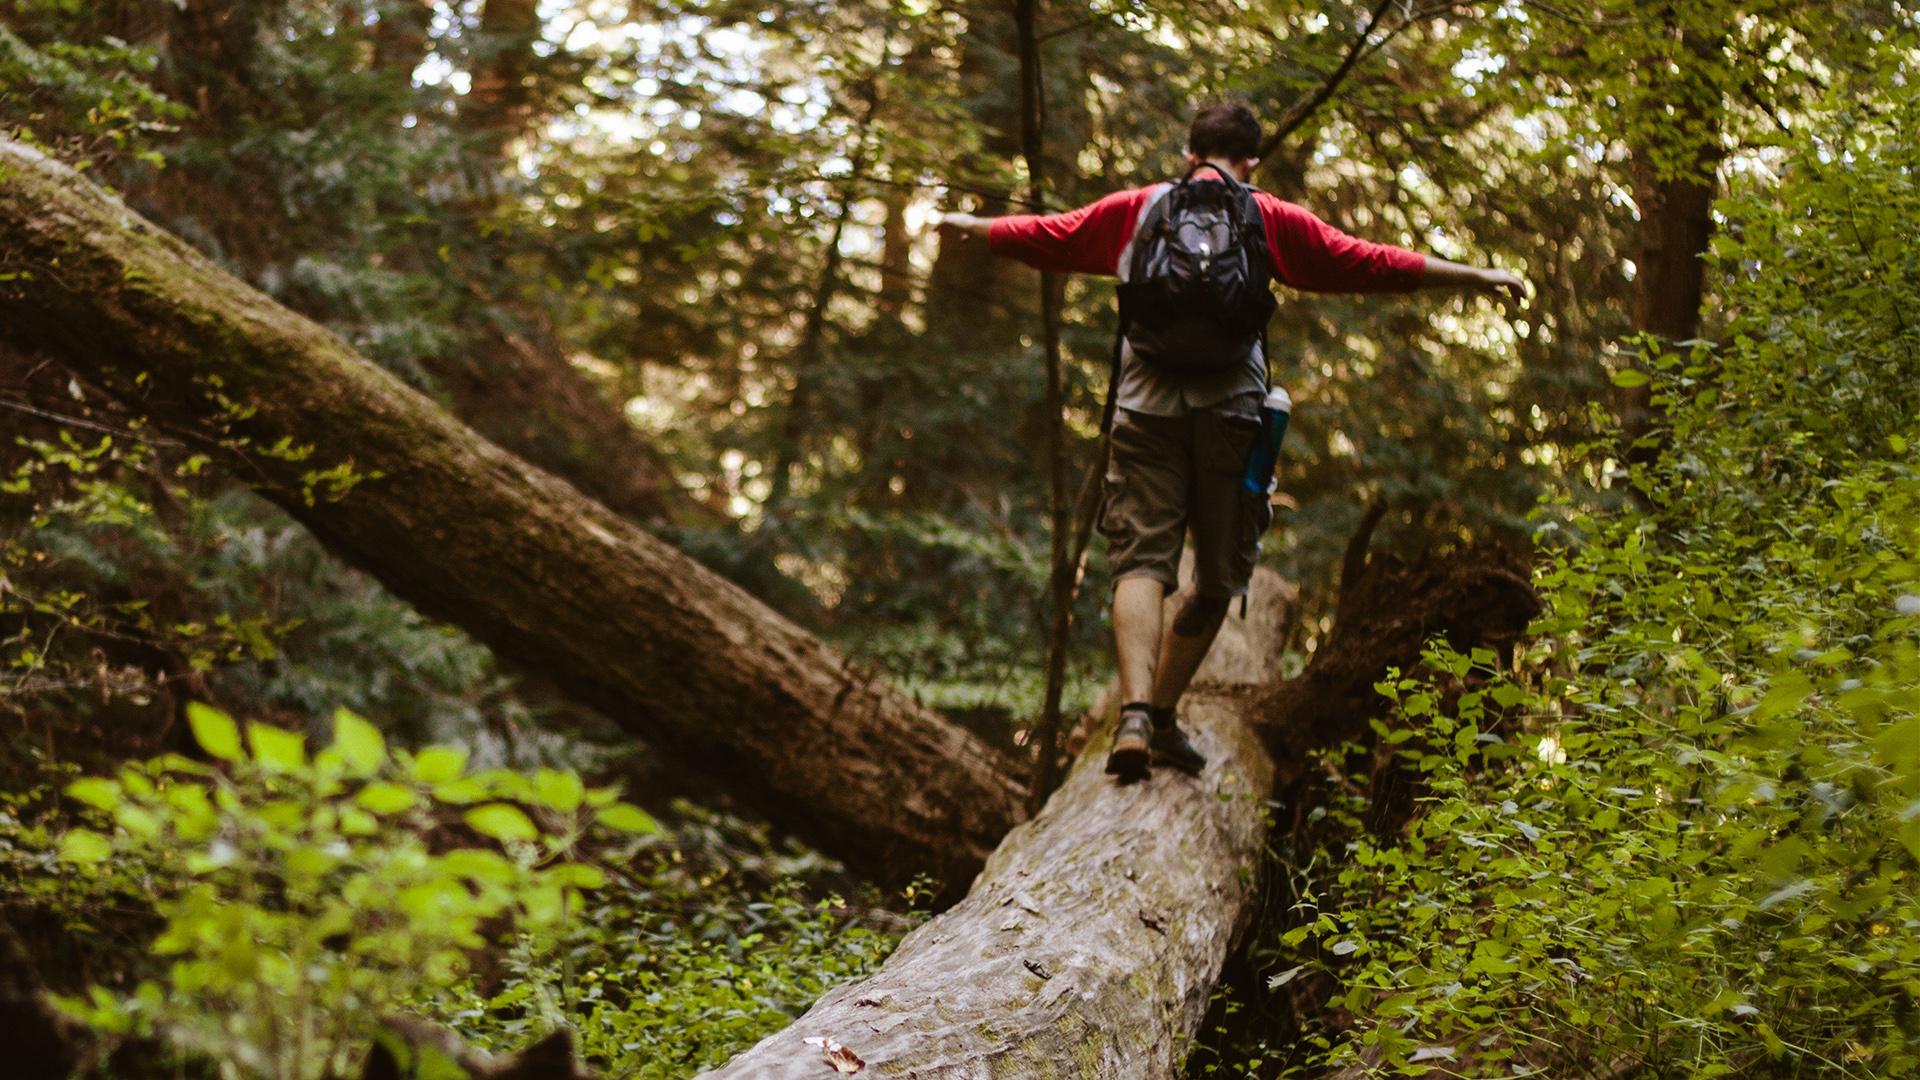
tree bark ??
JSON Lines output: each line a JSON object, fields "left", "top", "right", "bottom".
{"left": 695, "top": 614, "right": 1283, "bottom": 1079}
{"left": 439, "top": 278, "right": 713, "bottom": 529}
{"left": 0, "top": 136, "right": 1023, "bottom": 890}
{"left": 465, "top": 0, "right": 542, "bottom": 158}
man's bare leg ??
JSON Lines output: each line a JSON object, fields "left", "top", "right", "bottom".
{"left": 1113, "top": 575, "right": 1168, "bottom": 704}
{"left": 1149, "top": 588, "right": 1230, "bottom": 712}
{"left": 1105, "top": 575, "right": 1167, "bottom": 778}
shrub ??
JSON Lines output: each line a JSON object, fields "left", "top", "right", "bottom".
{"left": 1284, "top": 84, "right": 1920, "bottom": 1078}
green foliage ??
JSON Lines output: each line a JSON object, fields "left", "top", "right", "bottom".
{"left": 1274, "top": 81, "right": 1920, "bottom": 1077}
{"left": 7, "top": 700, "right": 909, "bottom": 1080}
{"left": 0, "top": 18, "right": 184, "bottom": 168}
{"left": 425, "top": 876, "right": 910, "bottom": 1079}
{"left": 30, "top": 702, "right": 652, "bottom": 1079}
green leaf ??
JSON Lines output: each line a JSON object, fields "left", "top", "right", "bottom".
{"left": 440, "top": 849, "right": 517, "bottom": 885}
{"left": 187, "top": 702, "right": 243, "bottom": 763}
{"left": 1610, "top": 368, "right": 1650, "bottom": 388}
{"left": 58, "top": 829, "right": 112, "bottom": 865}
{"left": 1899, "top": 818, "right": 1920, "bottom": 866}
{"left": 330, "top": 707, "right": 385, "bottom": 776}
{"left": 546, "top": 862, "right": 607, "bottom": 890}
{"left": 531, "top": 769, "right": 584, "bottom": 814}
{"left": 464, "top": 803, "right": 537, "bottom": 843}
{"left": 355, "top": 781, "right": 417, "bottom": 815}
{"left": 247, "top": 722, "right": 307, "bottom": 772}
{"left": 65, "top": 777, "right": 122, "bottom": 813}
{"left": 413, "top": 746, "right": 468, "bottom": 785}
{"left": 338, "top": 806, "right": 379, "bottom": 835}
{"left": 595, "top": 803, "right": 661, "bottom": 835}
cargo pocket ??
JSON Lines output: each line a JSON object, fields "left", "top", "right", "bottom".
{"left": 1197, "top": 409, "right": 1261, "bottom": 477}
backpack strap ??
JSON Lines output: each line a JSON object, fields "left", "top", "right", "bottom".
{"left": 1105, "top": 183, "right": 1173, "bottom": 434}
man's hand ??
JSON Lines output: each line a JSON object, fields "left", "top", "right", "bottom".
{"left": 938, "top": 210, "right": 992, "bottom": 238}
{"left": 1473, "top": 267, "right": 1527, "bottom": 305}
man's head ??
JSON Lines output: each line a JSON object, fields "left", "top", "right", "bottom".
{"left": 1184, "top": 102, "right": 1262, "bottom": 181}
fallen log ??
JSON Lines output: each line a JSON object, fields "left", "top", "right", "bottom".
{"left": 0, "top": 136, "right": 1023, "bottom": 889}
{"left": 698, "top": 686, "right": 1275, "bottom": 1079}
{"left": 1070, "top": 555, "right": 1299, "bottom": 757}
{"left": 696, "top": 545, "right": 1535, "bottom": 1078}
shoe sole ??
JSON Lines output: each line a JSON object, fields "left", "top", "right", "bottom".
{"left": 1105, "top": 733, "right": 1150, "bottom": 780}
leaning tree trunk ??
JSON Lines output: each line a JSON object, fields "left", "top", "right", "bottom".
{"left": 0, "top": 136, "right": 1023, "bottom": 890}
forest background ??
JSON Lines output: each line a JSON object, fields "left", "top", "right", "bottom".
{"left": 0, "top": 0, "right": 1916, "bottom": 1077}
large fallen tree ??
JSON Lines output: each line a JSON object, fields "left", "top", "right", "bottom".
{"left": 0, "top": 136, "right": 1023, "bottom": 889}
{"left": 0, "top": 138, "right": 1539, "bottom": 1077}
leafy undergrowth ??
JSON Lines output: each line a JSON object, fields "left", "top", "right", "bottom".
{"left": 3, "top": 704, "right": 917, "bottom": 1079}
{"left": 1263, "top": 86, "right": 1920, "bottom": 1077}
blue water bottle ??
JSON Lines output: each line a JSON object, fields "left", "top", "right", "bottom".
{"left": 1241, "top": 387, "right": 1292, "bottom": 497}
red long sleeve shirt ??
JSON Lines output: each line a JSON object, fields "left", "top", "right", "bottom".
{"left": 986, "top": 185, "right": 1426, "bottom": 292}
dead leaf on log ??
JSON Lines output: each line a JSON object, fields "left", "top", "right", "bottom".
{"left": 802, "top": 1036, "right": 865, "bottom": 1075}
{"left": 1138, "top": 908, "right": 1168, "bottom": 934}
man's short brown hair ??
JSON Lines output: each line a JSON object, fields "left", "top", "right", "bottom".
{"left": 1187, "top": 102, "right": 1263, "bottom": 161}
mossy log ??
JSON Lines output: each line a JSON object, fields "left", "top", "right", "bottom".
{"left": 0, "top": 136, "right": 1024, "bottom": 888}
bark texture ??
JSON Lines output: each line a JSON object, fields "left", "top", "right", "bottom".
{"left": 0, "top": 137, "right": 1022, "bottom": 888}
{"left": 696, "top": 675, "right": 1277, "bottom": 1079}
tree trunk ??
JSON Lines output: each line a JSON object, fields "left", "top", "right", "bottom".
{"left": 0, "top": 136, "right": 1023, "bottom": 890}
{"left": 369, "top": 0, "right": 434, "bottom": 78}
{"left": 109, "top": 0, "right": 711, "bottom": 534}
{"left": 695, "top": 688, "right": 1275, "bottom": 1079}
{"left": 1622, "top": 26, "right": 1725, "bottom": 448}
{"left": 465, "top": 0, "right": 542, "bottom": 158}
{"left": 439, "top": 278, "right": 714, "bottom": 529}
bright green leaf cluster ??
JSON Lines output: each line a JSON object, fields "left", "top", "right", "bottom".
{"left": 41, "top": 702, "right": 658, "bottom": 1080}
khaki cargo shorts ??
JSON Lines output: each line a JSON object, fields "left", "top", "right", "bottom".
{"left": 1098, "top": 393, "right": 1275, "bottom": 599}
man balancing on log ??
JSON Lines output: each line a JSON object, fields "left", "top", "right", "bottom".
{"left": 942, "top": 102, "right": 1524, "bottom": 781}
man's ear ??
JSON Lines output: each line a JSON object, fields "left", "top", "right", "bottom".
{"left": 1241, "top": 157, "right": 1260, "bottom": 178}
{"left": 1183, "top": 149, "right": 1200, "bottom": 167}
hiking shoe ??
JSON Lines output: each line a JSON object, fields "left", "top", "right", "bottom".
{"left": 1149, "top": 722, "right": 1207, "bottom": 776}
{"left": 1104, "top": 710, "right": 1152, "bottom": 781}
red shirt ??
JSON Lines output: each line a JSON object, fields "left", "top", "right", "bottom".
{"left": 986, "top": 184, "right": 1426, "bottom": 292}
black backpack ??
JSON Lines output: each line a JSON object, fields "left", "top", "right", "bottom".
{"left": 1115, "top": 163, "right": 1278, "bottom": 377}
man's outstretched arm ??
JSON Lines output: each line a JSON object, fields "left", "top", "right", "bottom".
{"left": 939, "top": 190, "right": 1147, "bottom": 277}
{"left": 1418, "top": 255, "right": 1527, "bottom": 305}
{"left": 1259, "top": 196, "right": 1527, "bottom": 304}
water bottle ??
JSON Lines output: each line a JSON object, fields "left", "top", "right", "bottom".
{"left": 1240, "top": 386, "right": 1292, "bottom": 497}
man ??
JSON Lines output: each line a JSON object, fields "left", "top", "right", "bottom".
{"left": 943, "top": 102, "right": 1523, "bottom": 780}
